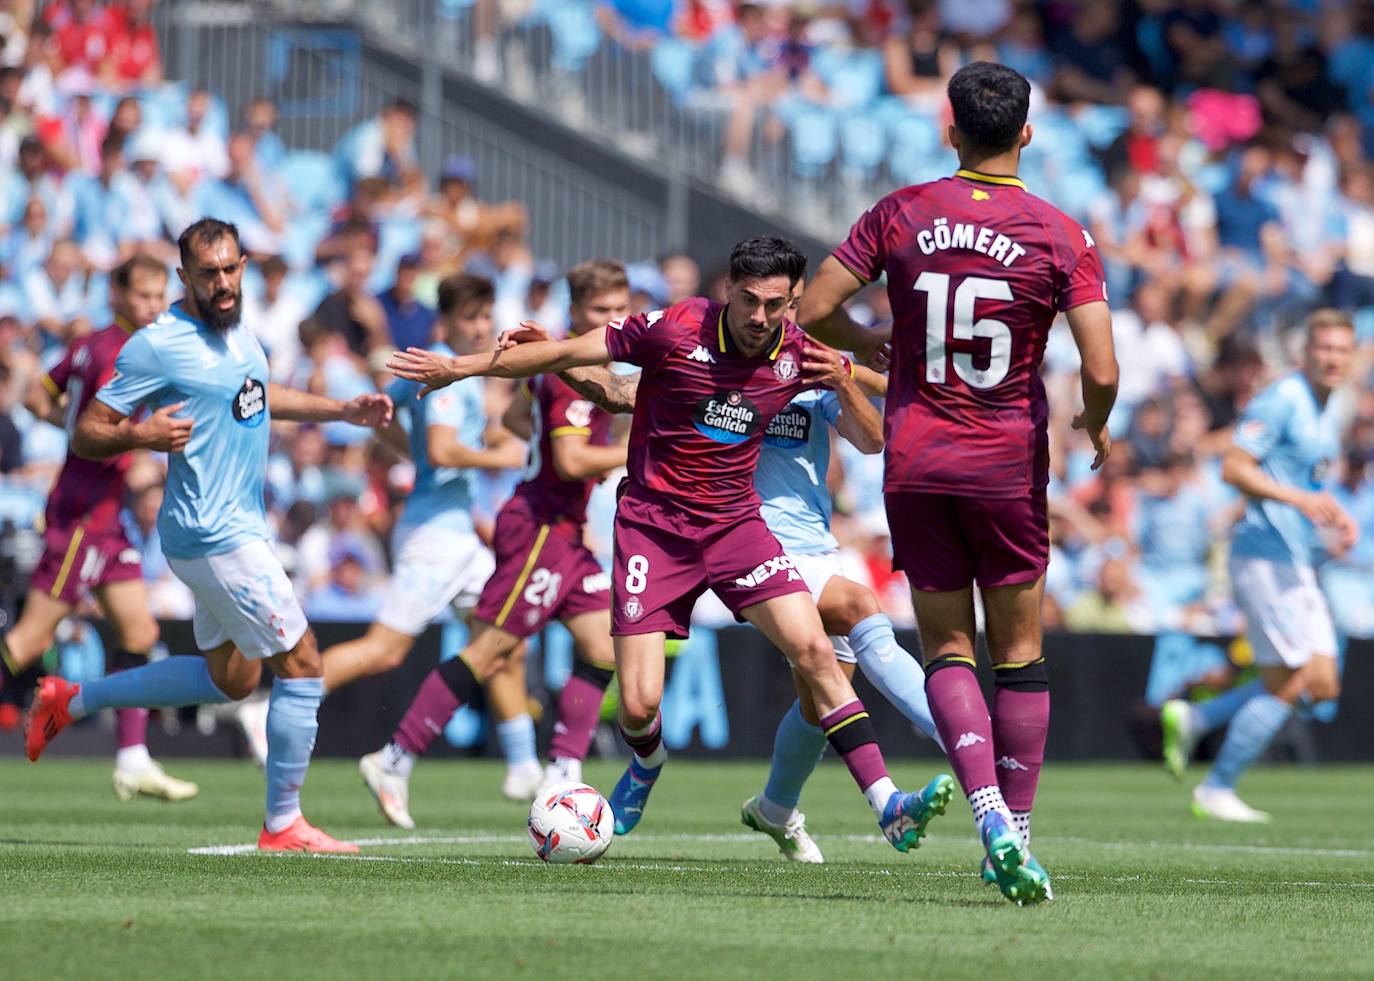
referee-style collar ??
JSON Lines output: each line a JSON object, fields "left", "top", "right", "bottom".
{"left": 955, "top": 168, "right": 1027, "bottom": 191}
{"left": 717, "top": 307, "right": 786, "bottom": 360}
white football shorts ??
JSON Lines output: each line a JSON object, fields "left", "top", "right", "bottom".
{"left": 168, "top": 539, "right": 308, "bottom": 660}
{"left": 789, "top": 549, "right": 855, "bottom": 664}
{"left": 377, "top": 521, "right": 496, "bottom": 637}
{"left": 1230, "top": 553, "right": 1338, "bottom": 669}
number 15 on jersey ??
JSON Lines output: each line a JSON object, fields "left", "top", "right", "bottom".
{"left": 915, "top": 271, "right": 1013, "bottom": 390}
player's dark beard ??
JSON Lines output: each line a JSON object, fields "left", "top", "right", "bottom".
{"left": 193, "top": 282, "right": 242, "bottom": 333}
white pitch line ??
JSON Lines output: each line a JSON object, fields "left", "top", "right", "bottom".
{"left": 183, "top": 847, "right": 1374, "bottom": 889}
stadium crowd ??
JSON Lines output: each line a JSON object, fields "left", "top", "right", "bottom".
{"left": 0, "top": 0, "right": 1373, "bottom": 642}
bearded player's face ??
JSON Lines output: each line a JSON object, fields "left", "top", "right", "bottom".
{"left": 724, "top": 275, "right": 793, "bottom": 356}
{"left": 180, "top": 235, "right": 246, "bottom": 333}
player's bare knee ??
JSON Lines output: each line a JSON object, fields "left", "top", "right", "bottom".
{"left": 115, "top": 618, "right": 159, "bottom": 656}
{"left": 619, "top": 686, "right": 660, "bottom": 729}
{"left": 789, "top": 632, "right": 840, "bottom": 679}
{"left": 272, "top": 631, "right": 322, "bottom": 679}
{"left": 822, "top": 581, "right": 879, "bottom": 635}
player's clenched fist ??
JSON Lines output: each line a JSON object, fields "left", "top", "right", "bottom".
{"left": 801, "top": 341, "right": 853, "bottom": 390}
{"left": 135, "top": 402, "right": 194, "bottom": 453}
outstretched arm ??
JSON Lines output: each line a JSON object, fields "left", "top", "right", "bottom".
{"left": 267, "top": 382, "right": 393, "bottom": 426}
{"left": 559, "top": 366, "right": 640, "bottom": 415}
{"left": 388, "top": 327, "right": 612, "bottom": 396}
{"left": 798, "top": 257, "right": 889, "bottom": 358}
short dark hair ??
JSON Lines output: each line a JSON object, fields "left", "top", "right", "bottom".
{"left": 100, "top": 134, "right": 123, "bottom": 160}
{"left": 178, "top": 217, "right": 241, "bottom": 270}
{"left": 437, "top": 273, "right": 494, "bottom": 317}
{"left": 567, "top": 260, "right": 628, "bottom": 306}
{"left": 728, "top": 236, "right": 807, "bottom": 287}
{"left": 112, "top": 253, "right": 167, "bottom": 290}
{"left": 947, "top": 61, "right": 1031, "bottom": 157}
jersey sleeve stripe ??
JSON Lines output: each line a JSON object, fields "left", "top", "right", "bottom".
{"left": 549, "top": 426, "right": 592, "bottom": 439}
{"left": 40, "top": 373, "right": 60, "bottom": 397}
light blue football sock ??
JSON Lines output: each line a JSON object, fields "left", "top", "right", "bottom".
{"left": 70, "top": 655, "right": 231, "bottom": 719}
{"left": 849, "top": 613, "right": 943, "bottom": 748}
{"left": 761, "top": 700, "right": 827, "bottom": 812}
{"left": 1193, "top": 678, "right": 1265, "bottom": 736}
{"left": 265, "top": 677, "right": 324, "bottom": 833}
{"left": 496, "top": 713, "right": 538, "bottom": 767}
{"left": 1202, "top": 693, "right": 1292, "bottom": 792}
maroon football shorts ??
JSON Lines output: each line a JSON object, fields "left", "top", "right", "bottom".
{"left": 611, "top": 490, "right": 808, "bottom": 638}
{"left": 474, "top": 505, "right": 609, "bottom": 638}
{"left": 29, "top": 524, "right": 142, "bottom": 607}
{"left": 885, "top": 488, "right": 1049, "bottom": 593}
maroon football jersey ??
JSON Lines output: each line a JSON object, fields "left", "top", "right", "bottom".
{"left": 604, "top": 297, "right": 814, "bottom": 520}
{"left": 41, "top": 321, "right": 137, "bottom": 534}
{"left": 509, "top": 372, "right": 614, "bottom": 529}
{"left": 834, "top": 169, "right": 1106, "bottom": 498}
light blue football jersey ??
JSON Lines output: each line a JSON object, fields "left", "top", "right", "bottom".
{"left": 1230, "top": 372, "right": 1343, "bottom": 565}
{"left": 387, "top": 341, "right": 486, "bottom": 533}
{"left": 756, "top": 389, "right": 842, "bottom": 554}
{"left": 96, "top": 302, "right": 270, "bottom": 559}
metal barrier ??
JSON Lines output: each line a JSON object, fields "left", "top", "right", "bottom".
{"left": 248, "top": 0, "right": 875, "bottom": 241}
{"left": 160, "top": 0, "right": 669, "bottom": 266}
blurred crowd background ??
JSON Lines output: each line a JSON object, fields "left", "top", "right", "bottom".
{"left": 1, "top": 0, "right": 1374, "bottom": 642}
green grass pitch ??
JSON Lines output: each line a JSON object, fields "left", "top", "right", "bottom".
{"left": 3, "top": 757, "right": 1371, "bottom": 979}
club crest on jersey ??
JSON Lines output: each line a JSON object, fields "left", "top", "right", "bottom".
{"left": 763, "top": 405, "right": 810, "bottom": 449}
{"left": 1313, "top": 458, "right": 1330, "bottom": 484}
{"left": 694, "top": 391, "right": 761, "bottom": 445}
{"left": 623, "top": 596, "right": 645, "bottom": 622}
{"left": 773, "top": 351, "right": 797, "bottom": 382}
{"left": 232, "top": 377, "right": 267, "bottom": 427}
{"left": 566, "top": 400, "right": 594, "bottom": 429}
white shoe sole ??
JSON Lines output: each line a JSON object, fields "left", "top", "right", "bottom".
{"left": 359, "top": 756, "right": 416, "bottom": 830}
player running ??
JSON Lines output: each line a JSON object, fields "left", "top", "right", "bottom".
{"left": 497, "top": 313, "right": 950, "bottom": 863}
{"left": 388, "top": 236, "right": 946, "bottom": 854}
{"left": 1, "top": 254, "right": 197, "bottom": 803}
{"left": 24, "top": 218, "right": 392, "bottom": 853}
{"left": 1165, "top": 309, "right": 1356, "bottom": 822}
{"left": 357, "top": 261, "right": 630, "bottom": 827}
{"left": 799, "top": 62, "right": 1118, "bottom": 904}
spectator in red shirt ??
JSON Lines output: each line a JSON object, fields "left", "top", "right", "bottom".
{"left": 51, "top": 0, "right": 114, "bottom": 75}
{"left": 102, "top": 0, "right": 162, "bottom": 88}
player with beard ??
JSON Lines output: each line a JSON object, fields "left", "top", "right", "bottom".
{"left": 1, "top": 254, "right": 198, "bottom": 803}
{"left": 386, "top": 237, "right": 949, "bottom": 853}
{"left": 24, "top": 218, "right": 393, "bottom": 853}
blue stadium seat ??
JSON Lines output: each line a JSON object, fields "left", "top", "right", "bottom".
{"left": 282, "top": 213, "right": 331, "bottom": 271}
{"left": 282, "top": 151, "right": 346, "bottom": 216}
{"left": 545, "top": 0, "right": 601, "bottom": 74}
{"left": 813, "top": 48, "right": 884, "bottom": 111}
{"left": 787, "top": 106, "right": 837, "bottom": 179}
{"left": 840, "top": 114, "right": 886, "bottom": 182}
{"left": 651, "top": 38, "right": 698, "bottom": 106}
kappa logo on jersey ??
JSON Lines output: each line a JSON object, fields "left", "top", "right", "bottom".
{"left": 694, "top": 390, "right": 761, "bottom": 445}
{"left": 1082, "top": 228, "right": 1096, "bottom": 248}
{"left": 623, "top": 596, "right": 645, "bottom": 621}
{"left": 773, "top": 351, "right": 797, "bottom": 382}
{"left": 734, "top": 555, "right": 796, "bottom": 588}
{"left": 763, "top": 404, "right": 810, "bottom": 449}
{"left": 566, "top": 399, "right": 595, "bottom": 429}
{"left": 996, "top": 755, "right": 1029, "bottom": 771}
{"left": 201, "top": 348, "right": 220, "bottom": 370}
{"left": 232, "top": 377, "right": 267, "bottom": 427}
{"left": 953, "top": 731, "right": 987, "bottom": 750}
{"left": 687, "top": 345, "right": 716, "bottom": 364}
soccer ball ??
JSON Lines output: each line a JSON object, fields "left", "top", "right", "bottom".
{"left": 527, "top": 781, "right": 615, "bottom": 864}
